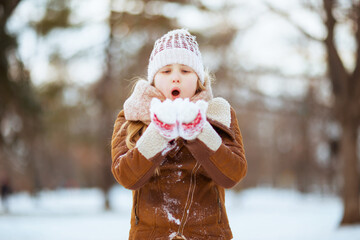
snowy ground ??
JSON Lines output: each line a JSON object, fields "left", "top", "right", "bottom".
{"left": 0, "top": 187, "right": 359, "bottom": 240}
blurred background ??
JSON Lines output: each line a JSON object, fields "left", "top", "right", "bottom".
{"left": 1, "top": 0, "right": 360, "bottom": 239}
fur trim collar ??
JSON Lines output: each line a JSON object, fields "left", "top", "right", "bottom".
{"left": 207, "top": 97, "right": 231, "bottom": 128}
{"left": 123, "top": 80, "right": 164, "bottom": 124}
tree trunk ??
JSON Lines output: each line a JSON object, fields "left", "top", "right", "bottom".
{"left": 340, "top": 119, "right": 360, "bottom": 225}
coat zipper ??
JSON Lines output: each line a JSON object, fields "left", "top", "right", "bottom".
{"left": 176, "top": 162, "right": 201, "bottom": 238}
{"left": 134, "top": 189, "right": 140, "bottom": 225}
{"left": 214, "top": 186, "right": 222, "bottom": 224}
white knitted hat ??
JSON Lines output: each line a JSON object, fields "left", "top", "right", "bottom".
{"left": 147, "top": 29, "right": 204, "bottom": 84}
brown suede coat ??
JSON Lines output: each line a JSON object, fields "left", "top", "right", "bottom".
{"left": 111, "top": 107, "right": 247, "bottom": 240}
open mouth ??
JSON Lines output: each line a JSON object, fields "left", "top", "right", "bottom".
{"left": 171, "top": 88, "right": 181, "bottom": 98}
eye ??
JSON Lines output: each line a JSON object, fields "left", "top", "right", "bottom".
{"left": 182, "top": 69, "right": 191, "bottom": 73}
{"left": 162, "top": 70, "right": 171, "bottom": 74}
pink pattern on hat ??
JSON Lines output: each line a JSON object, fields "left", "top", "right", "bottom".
{"left": 148, "top": 29, "right": 204, "bottom": 84}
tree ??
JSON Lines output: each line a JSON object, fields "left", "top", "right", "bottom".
{"left": 323, "top": 0, "right": 360, "bottom": 225}
{"left": 266, "top": 0, "right": 360, "bottom": 225}
{"left": 0, "top": 0, "right": 43, "bottom": 193}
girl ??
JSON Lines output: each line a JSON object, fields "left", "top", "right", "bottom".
{"left": 111, "top": 29, "right": 247, "bottom": 240}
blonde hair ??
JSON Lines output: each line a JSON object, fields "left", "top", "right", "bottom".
{"left": 121, "top": 71, "right": 213, "bottom": 174}
{"left": 120, "top": 121, "right": 147, "bottom": 150}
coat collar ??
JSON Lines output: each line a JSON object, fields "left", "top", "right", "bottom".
{"left": 207, "top": 97, "right": 235, "bottom": 140}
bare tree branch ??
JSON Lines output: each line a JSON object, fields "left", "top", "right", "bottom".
{"left": 263, "top": 1, "right": 324, "bottom": 43}
{"left": 300, "top": 0, "right": 326, "bottom": 21}
{"left": 0, "top": 0, "right": 21, "bottom": 23}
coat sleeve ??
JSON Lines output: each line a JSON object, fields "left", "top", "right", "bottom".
{"left": 184, "top": 107, "right": 247, "bottom": 188}
{"left": 111, "top": 110, "right": 169, "bottom": 190}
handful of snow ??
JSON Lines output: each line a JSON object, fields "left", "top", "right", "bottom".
{"left": 150, "top": 98, "right": 178, "bottom": 125}
{"left": 150, "top": 98, "right": 178, "bottom": 139}
{"left": 177, "top": 98, "right": 208, "bottom": 124}
{"left": 150, "top": 98, "right": 208, "bottom": 140}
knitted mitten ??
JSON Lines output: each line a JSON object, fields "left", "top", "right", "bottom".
{"left": 150, "top": 98, "right": 179, "bottom": 140}
{"left": 177, "top": 99, "right": 208, "bottom": 140}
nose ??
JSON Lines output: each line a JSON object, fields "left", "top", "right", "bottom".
{"left": 171, "top": 69, "right": 181, "bottom": 84}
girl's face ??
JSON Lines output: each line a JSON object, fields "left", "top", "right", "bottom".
{"left": 154, "top": 64, "right": 198, "bottom": 100}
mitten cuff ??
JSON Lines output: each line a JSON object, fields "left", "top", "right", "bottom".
{"left": 136, "top": 123, "right": 169, "bottom": 159}
{"left": 197, "top": 121, "right": 222, "bottom": 152}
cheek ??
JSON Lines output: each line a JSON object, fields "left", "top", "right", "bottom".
{"left": 182, "top": 76, "right": 198, "bottom": 97}
{"left": 188, "top": 76, "right": 198, "bottom": 92}
{"left": 154, "top": 77, "right": 170, "bottom": 96}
